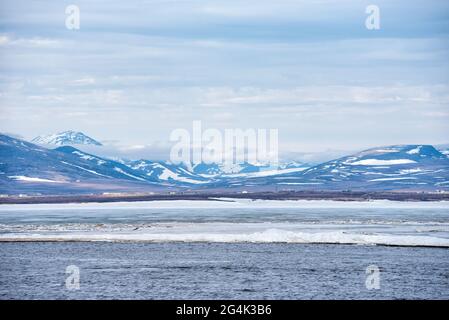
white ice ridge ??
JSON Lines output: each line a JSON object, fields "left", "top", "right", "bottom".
{"left": 7, "top": 176, "right": 63, "bottom": 183}
{"left": 349, "top": 159, "right": 416, "bottom": 166}
{"left": 1, "top": 229, "right": 449, "bottom": 247}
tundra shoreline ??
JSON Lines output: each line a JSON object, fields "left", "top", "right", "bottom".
{"left": 1, "top": 190, "right": 449, "bottom": 205}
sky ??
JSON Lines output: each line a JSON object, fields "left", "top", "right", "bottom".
{"left": 0, "top": 0, "right": 449, "bottom": 162}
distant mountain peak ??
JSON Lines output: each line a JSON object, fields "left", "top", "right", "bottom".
{"left": 358, "top": 144, "right": 445, "bottom": 160}
{"left": 32, "top": 131, "right": 102, "bottom": 146}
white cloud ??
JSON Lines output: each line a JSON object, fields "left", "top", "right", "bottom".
{"left": 0, "top": 35, "right": 10, "bottom": 45}
{"left": 72, "top": 77, "right": 96, "bottom": 86}
{"left": 0, "top": 0, "right": 448, "bottom": 157}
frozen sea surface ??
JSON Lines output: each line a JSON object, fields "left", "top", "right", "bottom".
{"left": 0, "top": 200, "right": 448, "bottom": 246}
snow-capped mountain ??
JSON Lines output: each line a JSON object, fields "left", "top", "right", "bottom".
{"left": 54, "top": 146, "right": 153, "bottom": 183}
{"left": 279, "top": 161, "right": 308, "bottom": 170}
{"left": 0, "top": 134, "right": 164, "bottom": 195}
{"left": 190, "top": 161, "right": 308, "bottom": 177}
{"left": 242, "top": 145, "right": 449, "bottom": 191}
{"left": 191, "top": 162, "right": 264, "bottom": 176}
{"left": 32, "top": 130, "right": 102, "bottom": 146}
{"left": 125, "top": 159, "right": 210, "bottom": 185}
{"left": 54, "top": 147, "right": 211, "bottom": 186}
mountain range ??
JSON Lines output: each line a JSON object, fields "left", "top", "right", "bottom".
{"left": 1, "top": 132, "right": 449, "bottom": 195}
{"left": 228, "top": 145, "right": 449, "bottom": 192}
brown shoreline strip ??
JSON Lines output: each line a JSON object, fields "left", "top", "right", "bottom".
{"left": 1, "top": 190, "right": 449, "bottom": 205}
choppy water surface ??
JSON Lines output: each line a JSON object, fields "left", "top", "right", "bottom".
{"left": 0, "top": 242, "right": 448, "bottom": 299}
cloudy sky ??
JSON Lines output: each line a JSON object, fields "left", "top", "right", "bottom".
{"left": 1, "top": 0, "right": 449, "bottom": 161}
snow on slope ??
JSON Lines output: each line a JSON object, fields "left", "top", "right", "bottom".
{"left": 235, "top": 145, "right": 449, "bottom": 191}
{"left": 126, "top": 159, "right": 210, "bottom": 184}
{"left": 348, "top": 159, "right": 416, "bottom": 166}
{"left": 32, "top": 131, "right": 102, "bottom": 146}
{"left": 8, "top": 176, "right": 63, "bottom": 183}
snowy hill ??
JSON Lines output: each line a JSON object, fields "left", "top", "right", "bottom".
{"left": 239, "top": 145, "right": 449, "bottom": 191}
{"left": 0, "top": 135, "right": 164, "bottom": 195}
{"left": 32, "top": 130, "right": 102, "bottom": 146}
{"left": 125, "top": 159, "right": 210, "bottom": 185}
{"left": 191, "top": 162, "right": 263, "bottom": 176}
{"left": 191, "top": 161, "right": 308, "bottom": 177}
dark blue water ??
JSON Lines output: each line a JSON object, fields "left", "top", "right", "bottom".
{"left": 1, "top": 242, "right": 448, "bottom": 299}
